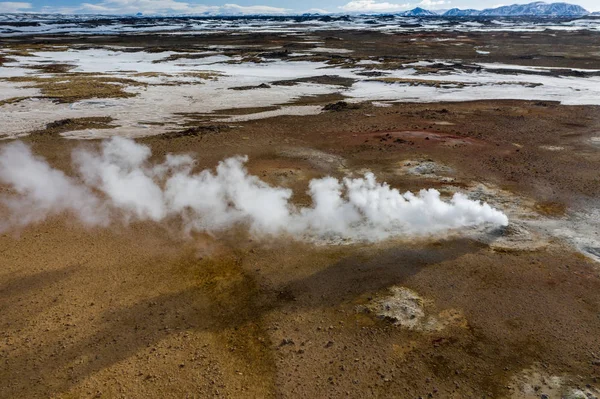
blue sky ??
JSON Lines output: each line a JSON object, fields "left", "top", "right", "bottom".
{"left": 0, "top": 0, "right": 598, "bottom": 14}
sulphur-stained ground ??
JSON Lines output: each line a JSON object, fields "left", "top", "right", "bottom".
{"left": 1, "top": 27, "right": 600, "bottom": 398}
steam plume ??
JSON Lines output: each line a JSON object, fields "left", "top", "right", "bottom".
{"left": 0, "top": 138, "right": 508, "bottom": 240}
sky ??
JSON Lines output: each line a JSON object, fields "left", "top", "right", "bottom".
{"left": 0, "top": 0, "right": 598, "bottom": 15}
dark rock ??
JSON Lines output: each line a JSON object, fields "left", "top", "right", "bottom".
{"left": 323, "top": 101, "right": 357, "bottom": 112}
{"left": 280, "top": 338, "right": 295, "bottom": 346}
{"left": 272, "top": 75, "right": 355, "bottom": 87}
{"left": 356, "top": 71, "right": 388, "bottom": 77}
{"left": 46, "top": 119, "right": 74, "bottom": 129}
{"left": 157, "top": 124, "right": 228, "bottom": 139}
{"left": 230, "top": 83, "right": 271, "bottom": 90}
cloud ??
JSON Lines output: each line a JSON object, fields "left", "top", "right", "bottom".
{"left": 339, "top": 0, "right": 410, "bottom": 12}
{"left": 0, "top": 1, "right": 32, "bottom": 12}
{"left": 303, "top": 8, "right": 330, "bottom": 14}
{"left": 219, "top": 3, "right": 290, "bottom": 14}
{"left": 43, "top": 0, "right": 289, "bottom": 15}
{"left": 339, "top": 0, "right": 449, "bottom": 12}
{"left": 417, "top": 0, "right": 448, "bottom": 8}
{"left": 0, "top": 138, "right": 508, "bottom": 241}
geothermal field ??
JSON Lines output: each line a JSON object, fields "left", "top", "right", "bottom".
{"left": 1, "top": 14, "right": 600, "bottom": 398}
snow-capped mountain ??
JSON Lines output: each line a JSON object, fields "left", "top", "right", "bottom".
{"left": 481, "top": 2, "right": 588, "bottom": 16}
{"left": 398, "top": 7, "right": 438, "bottom": 17}
{"left": 442, "top": 8, "right": 480, "bottom": 17}
{"left": 443, "top": 2, "right": 588, "bottom": 17}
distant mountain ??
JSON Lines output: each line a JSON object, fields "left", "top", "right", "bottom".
{"left": 590, "top": 11, "right": 600, "bottom": 16}
{"left": 442, "top": 2, "right": 588, "bottom": 17}
{"left": 480, "top": 2, "right": 588, "bottom": 16}
{"left": 442, "top": 8, "right": 480, "bottom": 17}
{"left": 398, "top": 7, "right": 438, "bottom": 16}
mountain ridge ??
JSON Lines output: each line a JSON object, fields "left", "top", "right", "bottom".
{"left": 440, "top": 2, "right": 589, "bottom": 17}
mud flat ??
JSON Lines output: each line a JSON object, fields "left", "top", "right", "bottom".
{"left": 1, "top": 23, "right": 600, "bottom": 398}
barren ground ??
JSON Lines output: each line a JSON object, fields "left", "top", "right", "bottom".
{"left": 1, "top": 28, "right": 600, "bottom": 398}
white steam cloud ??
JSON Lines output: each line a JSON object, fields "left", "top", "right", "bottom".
{"left": 0, "top": 138, "right": 508, "bottom": 240}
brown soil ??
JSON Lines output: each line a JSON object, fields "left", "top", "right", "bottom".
{"left": 28, "top": 117, "right": 118, "bottom": 138}
{"left": 3, "top": 75, "right": 145, "bottom": 102}
{"left": 26, "top": 63, "right": 76, "bottom": 74}
{"left": 1, "top": 29, "right": 600, "bottom": 399}
{"left": 0, "top": 96, "right": 32, "bottom": 107}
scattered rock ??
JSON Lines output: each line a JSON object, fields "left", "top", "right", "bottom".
{"left": 486, "top": 222, "right": 549, "bottom": 253}
{"left": 539, "top": 145, "right": 565, "bottom": 151}
{"left": 507, "top": 367, "right": 600, "bottom": 399}
{"left": 397, "top": 159, "right": 453, "bottom": 179}
{"left": 363, "top": 286, "right": 466, "bottom": 331}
